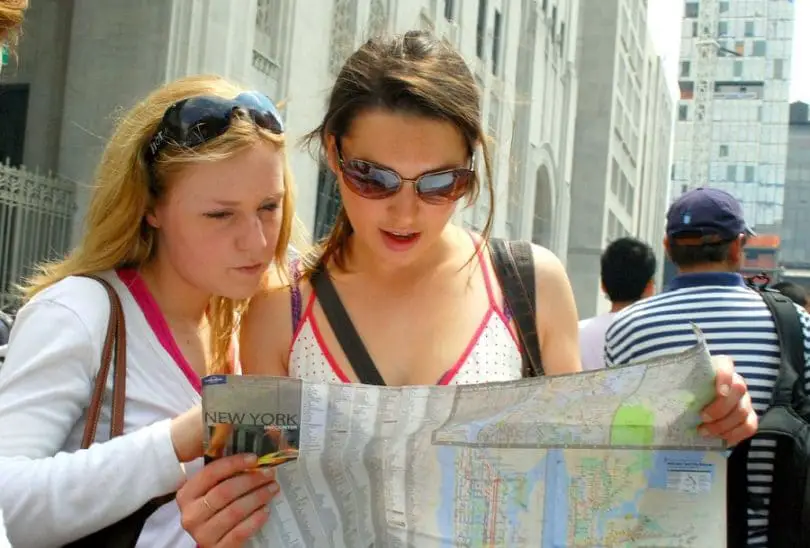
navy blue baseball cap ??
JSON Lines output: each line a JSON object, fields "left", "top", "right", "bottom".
{"left": 666, "top": 187, "right": 756, "bottom": 244}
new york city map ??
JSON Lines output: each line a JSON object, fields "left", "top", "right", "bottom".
{"left": 203, "top": 328, "right": 726, "bottom": 547}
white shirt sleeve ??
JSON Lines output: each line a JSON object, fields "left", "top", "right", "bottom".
{"left": 0, "top": 296, "right": 187, "bottom": 547}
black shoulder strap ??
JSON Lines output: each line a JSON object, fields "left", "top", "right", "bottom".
{"left": 488, "top": 238, "right": 543, "bottom": 377}
{"left": 760, "top": 290, "right": 806, "bottom": 407}
{"left": 310, "top": 265, "right": 387, "bottom": 386}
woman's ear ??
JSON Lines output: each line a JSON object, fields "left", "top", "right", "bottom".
{"left": 145, "top": 208, "right": 160, "bottom": 229}
{"left": 325, "top": 135, "right": 340, "bottom": 175}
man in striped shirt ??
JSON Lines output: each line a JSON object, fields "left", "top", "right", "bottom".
{"left": 604, "top": 187, "right": 810, "bottom": 547}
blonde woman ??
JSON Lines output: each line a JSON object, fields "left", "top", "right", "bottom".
{"left": 0, "top": 75, "right": 292, "bottom": 547}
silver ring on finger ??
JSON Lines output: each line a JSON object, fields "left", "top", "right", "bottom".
{"left": 202, "top": 495, "right": 216, "bottom": 513}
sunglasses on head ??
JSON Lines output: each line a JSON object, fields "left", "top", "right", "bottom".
{"left": 335, "top": 142, "right": 475, "bottom": 204}
{"left": 144, "top": 91, "right": 284, "bottom": 166}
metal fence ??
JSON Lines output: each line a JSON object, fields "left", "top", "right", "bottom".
{"left": 0, "top": 160, "right": 76, "bottom": 312}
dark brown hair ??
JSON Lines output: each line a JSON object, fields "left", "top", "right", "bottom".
{"left": 302, "top": 30, "right": 495, "bottom": 274}
{"left": 667, "top": 240, "right": 734, "bottom": 268}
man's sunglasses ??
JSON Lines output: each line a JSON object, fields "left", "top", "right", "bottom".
{"left": 336, "top": 144, "right": 475, "bottom": 204}
{"left": 144, "top": 91, "right": 284, "bottom": 165}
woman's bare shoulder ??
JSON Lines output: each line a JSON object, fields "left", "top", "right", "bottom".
{"left": 239, "top": 265, "right": 305, "bottom": 376}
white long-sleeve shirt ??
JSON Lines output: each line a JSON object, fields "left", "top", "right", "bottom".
{"left": 0, "top": 270, "right": 204, "bottom": 547}
{"left": 0, "top": 509, "right": 10, "bottom": 548}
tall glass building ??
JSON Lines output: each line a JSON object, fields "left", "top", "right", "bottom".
{"left": 672, "top": 0, "right": 795, "bottom": 228}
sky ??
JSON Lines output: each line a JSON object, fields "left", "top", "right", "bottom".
{"left": 648, "top": 0, "right": 809, "bottom": 102}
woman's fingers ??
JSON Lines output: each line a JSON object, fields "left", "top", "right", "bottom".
{"left": 204, "top": 481, "right": 280, "bottom": 547}
{"left": 178, "top": 454, "right": 258, "bottom": 504}
{"left": 203, "top": 467, "right": 276, "bottom": 514}
{"left": 179, "top": 461, "right": 278, "bottom": 548}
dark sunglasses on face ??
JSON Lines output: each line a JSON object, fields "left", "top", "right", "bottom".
{"left": 336, "top": 144, "right": 475, "bottom": 204}
{"left": 144, "top": 91, "right": 284, "bottom": 166}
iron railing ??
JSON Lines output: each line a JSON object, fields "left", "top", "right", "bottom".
{"left": 0, "top": 160, "right": 76, "bottom": 312}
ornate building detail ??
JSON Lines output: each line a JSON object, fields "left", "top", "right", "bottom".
{"left": 366, "top": 0, "right": 388, "bottom": 38}
{"left": 329, "top": 0, "right": 357, "bottom": 75}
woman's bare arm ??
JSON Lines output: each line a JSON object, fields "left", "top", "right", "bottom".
{"left": 531, "top": 244, "right": 582, "bottom": 375}
{"left": 239, "top": 269, "right": 296, "bottom": 377}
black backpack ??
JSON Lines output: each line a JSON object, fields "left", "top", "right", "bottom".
{"left": 727, "top": 289, "right": 810, "bottom": 547}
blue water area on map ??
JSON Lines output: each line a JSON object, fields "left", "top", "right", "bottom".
{"left": 437, "top": 446, "right": 456, "bottom": 544}
{"left": 542, "top": 449, "right": 569, "bottom": 548}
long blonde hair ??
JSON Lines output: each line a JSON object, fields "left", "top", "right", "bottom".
{"left": 0, "top": 0, "right": 27, "bottom": 51}
{"left": 21, "top": 74, "right": 297, "bottom": 374}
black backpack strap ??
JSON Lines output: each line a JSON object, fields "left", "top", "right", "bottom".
{"left": 757, "top": 290, "right": 810, "bottom": 547}
{"left": 760, "top": 290, "right": 806, "bottom": 406}
{"left": 310, "top": 265, "right": 386, "bottom": 386}
{"left": 488, "top": 238, "right": 543, "bottom": 377}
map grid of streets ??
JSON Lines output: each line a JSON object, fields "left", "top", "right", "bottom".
{"left": 202, "top": 327, "right": 727, "bottom": 547}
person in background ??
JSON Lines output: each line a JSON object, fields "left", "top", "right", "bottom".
{"left": 177, "top": 32, "right": 758, "bottom": 546}
{"left": 604, "top": 187, "right": 810, "bottom": 547}
{"left": 578, "top": 237, "right": 656, "bottom": 371}
{"left": 771, "top": 280, "right": 810, "bottom": 313}
{"left": 0, "top": 75, "right": 295, "bottom": 547}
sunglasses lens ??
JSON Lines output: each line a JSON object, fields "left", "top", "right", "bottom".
{"left": 418, "top": 170, "right": 472, "bottom": 203}
{"left": 171, "top": 99, "right": 232, "bottom": 146}
{"left": 343, "top": 161, "right": 400, "bottom": 199}
{"left": 235, "top": 92, "right": 284, "bottom": 133}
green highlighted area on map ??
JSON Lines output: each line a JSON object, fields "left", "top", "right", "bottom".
{"left": 610, "top": 403, "right": 655, "bottom": 446}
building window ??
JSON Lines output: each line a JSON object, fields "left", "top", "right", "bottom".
{"left": 719, "top": 1, "right": 729, "bottom": 13}
{"left": 726, "top": 164, "right": 737, "bottom": 182}
{"left": 752, "top": 40, "right": 766, "bottom": 57}
{"left": 611, "top": 159, "right": 620, "bottom": 194}
{"left": 733, "top": 60, "right": 743, "bottom": 77}
{"left": 367, "top": 0, "right": 387, "bottom": 38}
{"left": 692, "top": 21, "right": 698, "bottom": 37}
{"left": 542, "top": 0, "right": 547, "bottom": 13}
{"left": 685, "top": 3, "right": 699, "bottom": 18}
{"left": 745, "top": 165, "right": 755, "bottom": 182}
{"left": 444, "top": 0, "right": 455, "bottom": 21}
{"left": 492, "top": 9, "right": 502, "bottom": 75}
{"left": 626, "top": 183, "right": 635, "bottom": 214}
{"left": 678, "top": 104, "right": 688, "bottom": 121}
{"left": 313, "top": 159, "right": 341, "bottom": 240}
{"left": 718, "top": 21, "right": 729, "bottom": 36}
{"left": 551, "top": 6, "right": 557, "bottom": 38}
{"left": 680, "top": 61, "right": 691, "bottom": 78}
{"left": 745, "top": 21, "right": 754, "bottom": 37}
{"left": 774, "top": 59, "right": 784, "bottom": 80}
{"left": 254, "top": 0, "right": 284, "bottom": 66}
{"left": 476, "top": 0, "right": 487, "bottom": 59}
{"left": 734, "top": 40, "right": 745, "bottom": 55}
{"left": 329, "top": 0, "right": 358, "bottom": 75}
{"left": 720, "top": 144, "right": 729, "bottom": 157}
